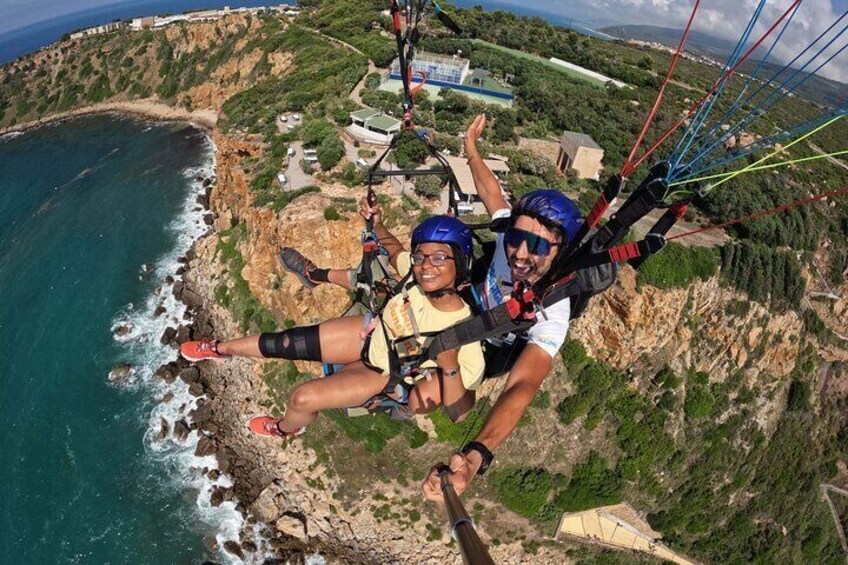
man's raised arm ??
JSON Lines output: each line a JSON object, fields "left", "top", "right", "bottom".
{"left": 464, "top": 114, "right": 509, "bottom": 217}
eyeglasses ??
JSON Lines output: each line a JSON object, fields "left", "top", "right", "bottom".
{"left": 410, "top": 252, "right": 454, "bottom": 267}
{"left": 504, "top": 227, "right": 559, "bottom": 257}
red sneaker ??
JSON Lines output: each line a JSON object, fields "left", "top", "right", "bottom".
{"left": 249, "top": 416, "right": 304, "bottom": 438}
{"left": 180, "top": 340, "right": 230, "bottom": 362}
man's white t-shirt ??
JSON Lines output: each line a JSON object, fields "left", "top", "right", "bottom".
{"left": 477, "top": 209, "right": 571, "bottom": 359}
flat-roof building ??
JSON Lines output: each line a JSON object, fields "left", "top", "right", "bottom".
{"left": 557, "top": 131, "right": 604, "bottom": 180}
{"left": 556, "top": 504, "right": 696, "bottom": 565}
{"left": 347, "top": 109, "right": 401, "bottom": 146}
{"left": 440, "top": 155, "right": 510, "bottom": 216}
{"left": 384, "top": 51, "right": 514, "bottom": 106}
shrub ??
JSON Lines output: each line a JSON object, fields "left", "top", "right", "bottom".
{"left": 324, "top": 206, "right": 341, "bottom": 221}
{"left": 637, "top": 242, "right": 717, "bottom": 289}
{"left": 490, "top": 467, "right": 553, "bottom": 518}
{"left": 317, "top": 134, "right": 345, "bottom": 170}
{"left": 546, "top": 451, "right": 622, "bottom": 514}
{"left": 684, "top": 384, "right": 715, "bottom": 419}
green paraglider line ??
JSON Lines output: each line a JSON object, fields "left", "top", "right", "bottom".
{"left": 666, "top": 114, "right": 843, "bottom": 199}
{"left": 669, "top": 149, "right": 848, "bottom": 187}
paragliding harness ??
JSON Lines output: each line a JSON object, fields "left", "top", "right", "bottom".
{"left": 322, "top": 0, "right": 470, "bottom": 417}
{"left": 336, "top": 0, "right": 467, "bottom": 317}
{"left": 404, "top": 161, "right": 697, "bottom": 371}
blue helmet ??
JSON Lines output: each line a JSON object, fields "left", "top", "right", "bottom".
{"left": 411, "top": 215, "right": 474, "bottom": 284}
{"left": 513, "top": 189, "right": 583, "bottom": 246}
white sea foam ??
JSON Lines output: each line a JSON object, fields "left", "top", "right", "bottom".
{"left": 1, "top": 130, "right": 25, "bottom": 141}
{"left": 111, "top": 131, "right": 272, "bottom": 563}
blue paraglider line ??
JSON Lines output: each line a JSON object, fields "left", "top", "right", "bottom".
{"left": 669, "top": 0, "right": 769, "bottom": 174}
{"left": 676, "top": 0, "right": 804, "bottom": 173}
{"left": 670, "top": 16, "right": 848, "bottom": 181}
{"left": 672, "top": 105, "right": 848, "bottom": 182}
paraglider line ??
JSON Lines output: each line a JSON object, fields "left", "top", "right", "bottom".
{"left": 668, "top": 185, "right": 848, "bottom": 241}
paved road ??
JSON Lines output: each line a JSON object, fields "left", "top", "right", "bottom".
{"left": 282, "top": 141, "right": 314, "bottom": 191}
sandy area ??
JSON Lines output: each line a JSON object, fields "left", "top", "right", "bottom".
{"left": 0, "top": 99, "right": 218, "bottom": 136}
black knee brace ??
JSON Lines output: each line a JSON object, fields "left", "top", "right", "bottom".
{"left": 258, "top": 325, "right": 322, "bottom": 361}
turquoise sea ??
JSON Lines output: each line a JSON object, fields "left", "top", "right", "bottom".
{"left": 0, "top": 116, "right": 242, "bottom": 563}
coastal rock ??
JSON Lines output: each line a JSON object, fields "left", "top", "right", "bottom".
{"left": 241, "top": 540, "right": 257, "bottom": 553}
{"left": 180, "top": 288, "right": 204, "bottom": 309}
{"left": 112, "top": 323, "right": 134, "bottom": 338}
{"left": 173, "top": 419, "right": 191, "bottom": 442}
{"left": 189, "top": 382, "right": 205, "bottom": 397}
{"left": 165, "top": 275, "right": 175, "bottom": 285}
{"left": 276, "top": 514, "right": 307, "bottom": 542}
{"left": 195, "top": 435, "right": 218, "bottom": 457}
{"left": 203, "top": 213, "right": 215, "bottom": 226}
{"left": 203, "top": 177, "right": 213, "bottom": 188}
{"left": 251, "top": 483, "right": 285, "bottom": 524}
{"left": 222, "top": 540, "right": 244, "bottom": 559}
{"left": 154, "top": 362, "right": 180, "bottom": 383}
{"left": 179, "top": 366, "right": 200, "bottom": 384}
{"left": 160, "top": 327, "right": 177, "bottom": 345}
{"left": 156, "top": 418, "right": 170, "bottom": 441}
{"left": 107, "top": 363, "right": 134, "bottom": 385}
{"left": 175, "top": 324, "right": 193, "bottom": 344}
{"left": 208, "top": 469, "right": 220, "bottom": 481}
{"left": 189, "top": 402, "right": 214, "bottom": 425}
{"left": 153, "top": 305, "right": 167, "bottom": 318}
{"left": 197, "top": 192, "right": 210, "bottom": 209}
{"left": 210, "top": 485, "right": 225, "bottom": 507}
{"left": 159, "top": 391, "right": 174, "bottom": 404}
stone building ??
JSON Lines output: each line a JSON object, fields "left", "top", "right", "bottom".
{"left": 557, "top": 131, "right": 604, "bottom": 180}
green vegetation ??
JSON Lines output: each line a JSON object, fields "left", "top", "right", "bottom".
{"left": 637, "top": 242, "right": 717, "bottom": 289}
{"left": 325, "top": 410, "right": 427, "bottom": 454}
{"left": 213, "top": 223, "right": 278, "bottom": 333}
{"left": 720, "top": 241, "right": 805, "bottom": 310}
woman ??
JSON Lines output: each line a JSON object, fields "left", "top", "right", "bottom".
{"left": 180, "top": 200, "right": 484, "bottom": 438}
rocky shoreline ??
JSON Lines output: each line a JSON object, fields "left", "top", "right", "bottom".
{"left": 0, "top": 99, "right": 218, "bottom": 137}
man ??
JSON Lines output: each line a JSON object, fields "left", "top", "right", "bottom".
{"left": 422, "top": 114, "right": 583, "bottom": 500}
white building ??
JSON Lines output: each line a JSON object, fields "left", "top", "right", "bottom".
{"left": 347, "top": 109, "right": 402, "bottom": 146}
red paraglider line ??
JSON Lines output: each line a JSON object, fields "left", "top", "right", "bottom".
{"left": 625, "top": 0, "right": 803, "bottom": 176}
{"left": 667, "top": 185, "right": 848, "bottom": 241}
{"left": 622, "top": 0, "right": 702, "bottom": 176}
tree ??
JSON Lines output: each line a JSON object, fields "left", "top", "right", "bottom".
{"left": 317, "top": 134, "right": 345, "bottom": 170}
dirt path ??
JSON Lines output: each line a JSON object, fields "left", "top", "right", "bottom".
{"left": 605, "top": 198, "right": 730, "bottom": 248}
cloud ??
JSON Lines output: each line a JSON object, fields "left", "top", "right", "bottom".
{"left": 615, "top": 0, "right": 848, "bottom": 82}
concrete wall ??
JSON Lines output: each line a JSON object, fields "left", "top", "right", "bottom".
{"left": 557, "top": 140, "right": 604, "bottom": 180}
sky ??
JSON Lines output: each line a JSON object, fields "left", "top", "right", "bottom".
{"left": 0, "top": 0, "right": 846, "bottom": 81}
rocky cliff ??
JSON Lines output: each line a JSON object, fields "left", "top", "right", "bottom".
{"left": 170, "top": 129, "right": 847, "bottom": 563}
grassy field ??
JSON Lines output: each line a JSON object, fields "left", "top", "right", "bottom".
{"left": 470, "top": 39, "right": 611, "bottom": 88}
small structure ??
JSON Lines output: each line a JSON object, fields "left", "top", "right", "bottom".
{"left": 557, "top": 131, "right": 604, "bottom": 180}
{"left": 440, "top": 155, "right": 510, "bottom": 216}
{"left": 130, "top": 17, "right": 155, "bottom": 31}
{"left": 549, "top": 57, "right": 628, "bottom": 88}
{"left": 70, "top": 21, "right": 124, "bottom": 39}
{"left": 556, "top": 504, "right": 697, "bottom": 565}
{"left": 347, "top": 109, "right": 401, "bottom": 146}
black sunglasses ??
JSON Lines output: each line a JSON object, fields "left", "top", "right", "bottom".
{"left": 504, "top": 227, "right": 559, "bottom": 257}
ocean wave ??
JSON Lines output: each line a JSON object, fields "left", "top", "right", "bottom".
{"left": 111, "top": 133, "right": 270, "bottom": 563}
{"left": 1, "top": 130, "right": 25, "bottom": 141}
